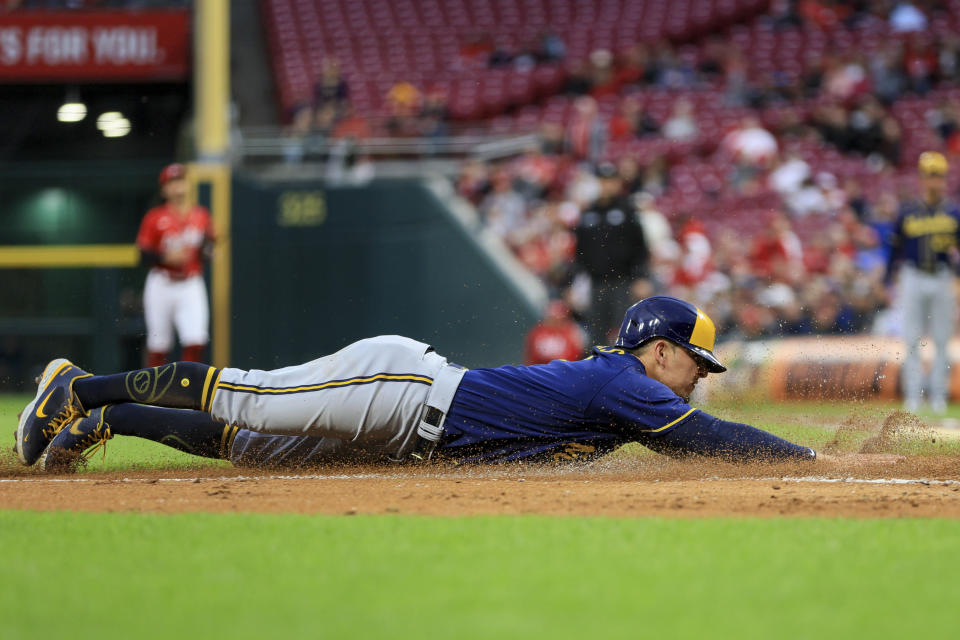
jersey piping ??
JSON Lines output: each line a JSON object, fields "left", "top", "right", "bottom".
{"left": 215, "top": 373, "right": 434, "bottom": 396}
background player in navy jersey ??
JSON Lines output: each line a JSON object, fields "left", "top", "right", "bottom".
{"left": 16, "top": 297, "right": 895, "bottom": 471}
{"left": 886, "top": 151, "right": 960, "bottom": 414}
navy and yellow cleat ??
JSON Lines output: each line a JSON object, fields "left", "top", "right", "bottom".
{"left": 15, "top": 359, "right": 92, "bottom": 466}
{"left": 38, "top": 407, "right": 113, "bottom": 473}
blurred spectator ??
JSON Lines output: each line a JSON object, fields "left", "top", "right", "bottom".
{"left": 823, "top": 54, "right": 869, "bottom": 102}
{"left": 386, "top": 82, "right": 422, "bottom": 135}
{"left": 419, "top": 87, "right": 450, "bottom": 138}
{"left": 616, "top": 156, "right": 645, "bottom": 195}
{"left": 488, "top": 37, "right": 515, "bottom": 67}
{"left": 511, "top": 144, "right": 560, "bottom": 200}
{"left": 904, "top": 36, "right": 937, "bottom": 94}
{"left": 608, "top": 96, "right": 659, "bottom": 141}
{"left": 889, "top": 1, "right": 928, "bottom": 33}
{"left": 457, "top": 159, "right": 491, "bottom": 205}
{"left": 313, "top": 59, "right": 349, "bottom": 119}
{"left": 723, "top": 116, "right": 779, "bottom": 166}
{"left": 843, "top": 177, "right": 871, "bottom": 221}
{"left": 750, "top": 212, "right": 804, "bottom": 283}
{"left": 662, "top": 98, "right": 698, "bottom": 141}
{"left": 537, "top": 31, "right": 567, "bottom": 62}
{"left": 939, "top": 36, "right": 960, "bottom": 83}
{"left": 330, "top": 104, "right": 371, "bottom": 140}
{"left": 866, "top": 191, "right": 899, "bottom": 264}
{"left": 799, "top": 0, "right": 850, "bottom": 29}
{"left": 673, "top": 218, "right": 714, "bottom": 288}
{"left": 524, "top": 300, "right": 586, "bottom": 365}
{"left": 457, "top": 32, "right": 493, "bottom": 69}
{"left": 480, "top": 168, "right": 527, "bottom": 240}
{"left": 869, "top": 47, "right": 908, "bottom": 104}
{"left": 769, "top": 153, "right": 812, "bottom": 199}
{"left": 926, "top": 98, "right": 960, "bottom": 151}
{"left": 565, "top": 96, "right": 606, "bottom": 162}
{"left": 325, "top": 140, "right": 375, "bottom": 186}
{"left": 575, "top": 163, "right": 650, "bottom": 342}
{"left": 563, "top": 60, "right": 593, "bottom": 95}
{"left": 877, "top": 115, "right": 903, "bottom": 165}
{"left": 539, "top": 123, "right": 566, "bottom": 155}
{"left": 588, "top": 49, "right": 619, "bottom": 97}
{"left": 767, "top": 0, "right": 802, "bottom": 28}
{"left": 634, "top": 192, "right": 677, "bottom": 260}
{"left": 616, "top": 44, "right": 649, "bottom": 87}
{"left": 641, "top": 155, "right": 670, "bottom": 196}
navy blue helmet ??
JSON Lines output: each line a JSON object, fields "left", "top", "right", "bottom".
{"left": 615, "top": 296, "right": 726, "bottom": 373}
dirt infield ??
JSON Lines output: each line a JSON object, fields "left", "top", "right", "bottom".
{"left": 3, "top": 455, "right": 959, "bottom": 518}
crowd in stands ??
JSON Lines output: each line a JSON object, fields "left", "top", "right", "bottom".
{"left": 455, "top": 0, "right": 960, "bottom": 357}
{"left": 289, "top": 58, "right": 454, "bottom": 141}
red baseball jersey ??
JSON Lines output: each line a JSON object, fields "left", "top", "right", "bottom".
{"left": 136, "top": 203, "right": 213, "bottom": 278}
{"left": 524, "top": 322, "right": 585, "bottom": 365}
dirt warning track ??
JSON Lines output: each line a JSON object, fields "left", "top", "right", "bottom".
{"left": 2, "top": 456, "right": 959, "bottom": 518}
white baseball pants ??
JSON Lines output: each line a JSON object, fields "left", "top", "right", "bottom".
{"left": 143, "top": 270, "right": 210, "bottom": 352}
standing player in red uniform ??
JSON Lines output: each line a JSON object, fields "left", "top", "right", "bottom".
{"left": 524, "top": 300, "right": 586, "bottom": 365}
{"left": 136, "top": 163, "right": 214, "bottom": 367}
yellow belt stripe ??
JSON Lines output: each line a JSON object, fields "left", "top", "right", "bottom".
{"left": 216, "top": 373, "right": 434, "bottom": 395}
{"left": 640, "top": 408, "right": 697, "bottom": 433}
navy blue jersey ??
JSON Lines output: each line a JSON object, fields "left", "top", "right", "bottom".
{"left": 887, "top": 198, "right": 960, "bottom": 277}
{"left": 440, "top": 346, "right": 697, "bottom": 463}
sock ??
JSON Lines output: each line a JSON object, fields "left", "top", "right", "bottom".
{"left": 105, "top": 404, "right": 235, "bottom": 459}
{"left": 74, "top": 362, "right": 221, "bottom": 413}
{"left": 181, "top": 344, "right": 206, "bottom": 362}
{"left": 146, "top": 351, "right": 168, "bottom": 367}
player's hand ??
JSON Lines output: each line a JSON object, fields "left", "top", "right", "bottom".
{"left": 816, "top": 452, "right": 905, "bottom": 465}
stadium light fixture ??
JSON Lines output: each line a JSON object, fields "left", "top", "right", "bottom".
{"left": 96, "top": 111, "right": 131, "bottom": 138}
{"left": 57, "top": 102, "right": 87, "bottom": 123}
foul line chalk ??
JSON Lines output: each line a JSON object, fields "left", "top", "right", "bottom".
{"left": 1, "top": 475, "right": 958, "bottom": 486}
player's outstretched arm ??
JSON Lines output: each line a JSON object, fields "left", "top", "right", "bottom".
{"left": 638, "top": 411, "right": 817, "bottom": 462}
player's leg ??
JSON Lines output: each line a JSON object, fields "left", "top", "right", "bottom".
{"left": 72, "top": 361, "right": 220, "bottom": 413}
{"left": 210, "top": 336, "right": 462, "bottom": 460}
{"left": 40, "top": 403, "right": 233, "bottom": 471}
{"left": 174, "top": 276, "right": 210, "bottom": 363}
{"left": 144, "top": 270, "right": 176, "bottom": 367}
{"left": 928, "top": 269, "right": 956, "bottom": 412}
{"left": 899, "top": 267, "right": 924, "bottom": 412}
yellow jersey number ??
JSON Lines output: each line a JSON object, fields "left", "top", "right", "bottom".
{"left": 278, "top": 191, "right": 327, "bottom": 227}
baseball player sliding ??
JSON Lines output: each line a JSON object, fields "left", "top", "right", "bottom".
{"left": 136, "top": 163, "right": 214, "bottom": 367}
{"left": 886, "top": 152, "right": 960, "bottom": 414}
{"left": 16, "top": 297, "right": 893, "bottom": 471}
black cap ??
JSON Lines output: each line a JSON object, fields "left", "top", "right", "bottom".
{"left": 595, "top": 162, "right": 619, "bottom": 179}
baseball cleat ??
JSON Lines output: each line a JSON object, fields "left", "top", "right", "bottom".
{"left": 15, "top": 359, "right": 92, "bottom": 466}
{"left": 38, "top": 407, "right": 112, "bottom": 473}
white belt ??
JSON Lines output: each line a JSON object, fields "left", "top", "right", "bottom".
{"left": 409, "top": 363, "right": 467, "bottom": 461}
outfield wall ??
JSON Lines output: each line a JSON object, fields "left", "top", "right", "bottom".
{"left": 229, "top": 176, "right": 540, "bottom": 369}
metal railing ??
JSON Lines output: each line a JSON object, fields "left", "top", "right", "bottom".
{"left": 236, "top": 127, "right": 540, "bottom": 165}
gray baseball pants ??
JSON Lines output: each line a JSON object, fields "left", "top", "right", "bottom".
{"left": 208, "top": 335, "right": 466, "bottom": 461}
{"left": 899, "top": 265, "right": 957, "bottom": 408}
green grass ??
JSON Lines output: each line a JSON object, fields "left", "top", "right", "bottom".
{"left": 3, "top": 393, "right": 959, "bottom": 638}
{"left": 1, "top": 512, "right": 958, "bottom": 640}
